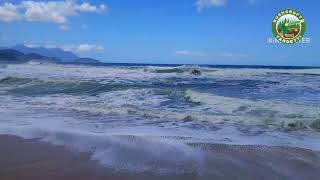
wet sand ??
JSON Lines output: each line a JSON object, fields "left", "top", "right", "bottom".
{"left": 0, "top": 135, "right": 320, "bottom": 180}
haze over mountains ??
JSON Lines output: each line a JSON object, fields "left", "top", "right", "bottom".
{"left": 0, "top": 44, "right": 101, "bottom": 64}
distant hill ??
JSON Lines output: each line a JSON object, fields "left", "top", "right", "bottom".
{"left": 23, "top": 53, "right": 61, "bottom": 63}
{"left": 0, "top": 48, "right": 102, "bottom": 64}
{"left": 0, "top": 49, "right": 61, "bottom": 63}
{"left": 0, "top": 49, "right": 26, "bottom": 62}
{"left": 73, "top": 58, "right": 101, "bottom": 64}
{"left": 12, "top": 44, "right": 79, "bottom": 62}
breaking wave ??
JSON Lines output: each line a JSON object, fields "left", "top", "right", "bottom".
{"left": 185, "top": 90, "right": 320, "bottom": 129}
{"left": 0, "top": 76, "right": 131, "bottom": 95}
{"left": 0, "top": 126, "right": 206, "bottom": 173}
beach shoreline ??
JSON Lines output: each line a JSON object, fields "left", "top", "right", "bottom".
{"left": 0, "top": 135, "right": 320, "bottom": 180}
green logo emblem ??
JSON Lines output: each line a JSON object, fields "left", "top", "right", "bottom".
{"left": 272, "top": 9, "right": 306, "bottom": 44}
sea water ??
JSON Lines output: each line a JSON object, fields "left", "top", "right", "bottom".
{"left": 0, "top": 62, "right": 319, "bottom": 172}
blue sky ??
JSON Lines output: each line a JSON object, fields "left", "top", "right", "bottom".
{"left": 0, "top": 0, "right": 319, "bottom": 66}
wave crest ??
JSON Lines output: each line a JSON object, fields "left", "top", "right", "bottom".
{"left": 185, "top": 90, "right": 320, "bottom": 129}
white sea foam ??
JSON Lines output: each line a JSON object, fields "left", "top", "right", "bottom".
{"left": 185, "top": 90, "right": 320, "bottom": 127}
{"left": 1, "top": 87, "right": 319, "bottom": 129}
{"left": 202, "top": 68, "right": 320, "bottom": 77}
{"left": 1, "top": 97, "right": 320, "bottom": 173}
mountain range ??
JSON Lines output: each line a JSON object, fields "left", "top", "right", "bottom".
{"left": 0, "top": 44, "right": 101, "bottom": 64}
{"left": 12, "top": 44, "right": 79, "bottom": 62}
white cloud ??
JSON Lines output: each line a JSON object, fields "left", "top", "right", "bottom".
{"left": 60, "top": 44, "right": 104, "bottom": 52}
{"left": 22, "top": 1, "right": 74, "bottom": 24}
{"left": 0, "top": 1, "right": 107, "bottom": 29}
{"left": 0, "top": 2, "right": 22, "bottom": 22}
{"left": 22, "top": 1, "right": 107, "bottom": 24}
{"left": 76, "top": 44, "right": 104, "bottom": 52}
{"left": 75, "top": 2, "right": 106, "bottom": 13}
{"left": 176, "top": 50, "right": 248, "bottom": 59}
{"left": 24, "top": 43, "right": 38, "bottom": 48}
{"left": 195, "top": 0, "right": 257, "bottom": 11}
{"left": 175, "top": 50, "right": 208, "bottom": 57}
{"left": 195, "top": 0, "right": 226, "bottom": 12}
{"left": 99, "top": 4, "right": 107, "bottom": 12}
{"left": 58, "top": 24, "right": 70, "bottom": 31}
{"left": 219, "top": 52, "right": 248, "bottom": 58}
{"left": 26, "top": 43, "right": 104, "bottom": 53}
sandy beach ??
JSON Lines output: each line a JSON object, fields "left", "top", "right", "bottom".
{"left": 0, "top": 135, "right": 320, "bottom": 180}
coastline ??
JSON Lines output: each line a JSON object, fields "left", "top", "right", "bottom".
{"left": 0, "top": 135, "right": 320, "bottom": 180}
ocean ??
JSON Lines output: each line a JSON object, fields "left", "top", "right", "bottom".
{"left": 0, "top": 62, "right": 320, "bottom": 173}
